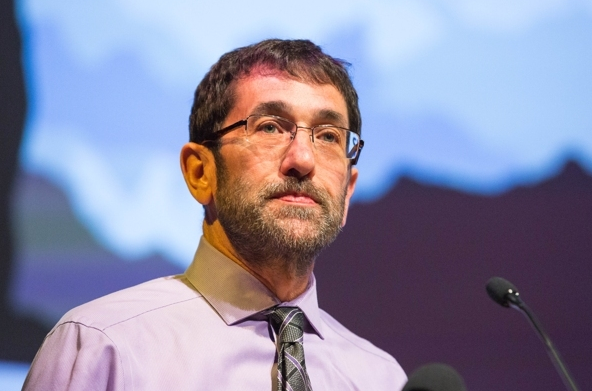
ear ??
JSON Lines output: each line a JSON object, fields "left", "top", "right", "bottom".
{"left": 180, "top": 142, "right": 216, "bottom": 206}
{"left": 341, "top": 167, "right": 358, "bottom": 227}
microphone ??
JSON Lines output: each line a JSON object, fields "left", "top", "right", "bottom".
{"left": 402, "top": 363, "right": 466, "bottom": 391}
{"left": 486, "top": 277, "right": 580, "bottom": 391}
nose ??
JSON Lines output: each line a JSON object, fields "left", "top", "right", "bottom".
{"left": 279, "top": 128, "right": 316, "bottom": 179}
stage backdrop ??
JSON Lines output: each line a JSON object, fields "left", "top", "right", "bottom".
{"left": 1, "top": 0, "right": 591, "bottom": 389}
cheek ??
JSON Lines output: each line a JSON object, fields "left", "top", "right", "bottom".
{"left": 222, "top": 143, "right": 279, "bottom": 181}
{"left": 321, "top": 165, "right": 351, "bottom": 198}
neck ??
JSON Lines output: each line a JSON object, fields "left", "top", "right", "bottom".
{"left": 203, "top": 220, "right": 313, "bottom": 302}
{"left": 245, "top": 262, "right": 312, "bottom": 302}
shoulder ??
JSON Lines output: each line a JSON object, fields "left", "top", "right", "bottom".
{"left": 24, "top": 276, "right": 209, "bottom": 390}
{"left": 318, "top": 309, "right": 407, "bottom": 385}
{"left": 319, "top": 309, "right": 395, "bottom": 362}
{"left": 55, "top": 274, "right": 201, "bottom": 331}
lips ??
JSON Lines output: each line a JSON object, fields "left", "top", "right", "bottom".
{"left": 262, "top": 179, "right": 325, "bottom": 206}
{"left": 273, "top": 191, "right": 319, "bottom": 205}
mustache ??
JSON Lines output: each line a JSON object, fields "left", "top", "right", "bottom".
{"left": 260, "top": 178, "right": 329, "bottom": 206}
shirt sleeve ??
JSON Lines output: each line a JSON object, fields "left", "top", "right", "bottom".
{"left": 22, "top": 321, "right": 125, "bottom": 391}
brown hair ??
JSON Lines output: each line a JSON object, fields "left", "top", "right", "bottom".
{"left": 188, "top": 39, "right": 361, "bottom": 147}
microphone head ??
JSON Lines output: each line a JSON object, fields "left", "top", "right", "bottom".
{"left": 486, "top": 276, "right": 519, "bottom": 307}
{"left": 402, "top": 363, "right": 467, "bottom": 391}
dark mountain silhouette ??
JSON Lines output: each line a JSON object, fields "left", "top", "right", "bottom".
{"left": 315, "top": 160, "right": 592, "bottom": 391}
{"left": 3, "top": 162, "right": 591, "bottom": 391}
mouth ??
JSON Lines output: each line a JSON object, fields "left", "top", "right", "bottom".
{"left": 270, "top": 191, "right": 320, "bottom": 206}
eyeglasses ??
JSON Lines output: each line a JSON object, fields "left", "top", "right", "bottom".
{"left": 204, "top": 114, "right": 364, "bottom": 164}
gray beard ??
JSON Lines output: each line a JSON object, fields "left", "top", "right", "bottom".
{"left": 214, "top": 163, "right": 347, "bottom": 277}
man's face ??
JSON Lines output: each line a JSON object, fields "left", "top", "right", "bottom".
{"left": 212, "top": 71, "right": 358, "bottom": 275}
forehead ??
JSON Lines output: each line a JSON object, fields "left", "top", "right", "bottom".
{"left": 229, "top": 73, "right": 349, "bottom": 125}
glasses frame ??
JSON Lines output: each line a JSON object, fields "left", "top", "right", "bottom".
{"left": 202, "top": 114, "right": 364, "bottom": 165}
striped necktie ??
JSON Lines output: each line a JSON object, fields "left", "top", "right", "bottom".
{"left": 268, "top": 306, "right": 313, "bottom": 391}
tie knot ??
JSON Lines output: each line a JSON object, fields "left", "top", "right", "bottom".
{"left": 268, "top": 306, "right": 305, "bottom": 343}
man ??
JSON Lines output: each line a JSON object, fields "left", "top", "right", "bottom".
{"left": 23, "top": 39, "right": 407, "bottom": 390}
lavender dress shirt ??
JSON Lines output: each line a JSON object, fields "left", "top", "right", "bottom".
{"left": 23, "top": 237, "right": 407, "bottom": 390}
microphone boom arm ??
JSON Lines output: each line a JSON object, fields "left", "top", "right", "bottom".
{"left": 503, "top": 283, "right": 580, "bottom": 391}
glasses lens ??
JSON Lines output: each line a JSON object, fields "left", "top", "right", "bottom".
{"left": 246, "top": 115, "right": 294, "bottom": 145}
{"left": 246, "top": 115, "right": 361, "bottom": 161}
{"left": 313, "top": 126, "right": 349, "bottom": 157}
{"left": 345, "top": 131, "right": 361, "bottom": 159}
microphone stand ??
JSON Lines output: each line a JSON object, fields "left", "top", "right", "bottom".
{"left": 505, "top": 292, "right": 580, "bottom": 391}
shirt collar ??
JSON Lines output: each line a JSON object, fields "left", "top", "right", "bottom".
{"left": 184, "top": 237, "right": 325, "bottom": 338}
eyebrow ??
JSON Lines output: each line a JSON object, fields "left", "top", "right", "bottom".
{"left": 251, "top": 101, "right": 348, "bottom": 127}
{"left": 316, "top": 109, "right": 347, "bottom": 126}
{"left": 251, "top": 101, "right": 290, "bottom": 116}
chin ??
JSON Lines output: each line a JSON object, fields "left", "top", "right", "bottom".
{"left": 275, "top": 218, "right": 319, "bottom": 235}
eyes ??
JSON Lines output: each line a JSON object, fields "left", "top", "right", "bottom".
{"left": 314, "top": 127, "right": 340, "bottom": 144}
{"left": 253, "top": 117, "right": 344, "bottom": 145}
{"left": 240, "top": 114, "right": 362, "bottom": 162}
{"left": 260, "top": 122, "right": 281, "bottom": 134}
